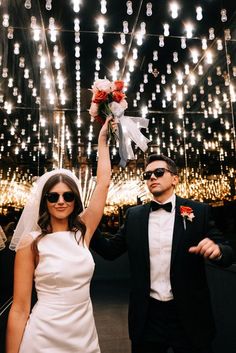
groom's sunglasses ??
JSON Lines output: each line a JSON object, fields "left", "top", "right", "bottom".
{"left": 142, "top": 167, "right": 174, "bottom": 180}
{"left": 45, "top": 192, "right": 75, "bottom": 203}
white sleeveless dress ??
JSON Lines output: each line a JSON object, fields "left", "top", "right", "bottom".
{"left": 19, "top": 231, "right": 100, "bottom": 353}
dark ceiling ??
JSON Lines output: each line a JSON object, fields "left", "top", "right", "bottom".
{"left": 0, "top": 0, "right": 236, "bottom": 181}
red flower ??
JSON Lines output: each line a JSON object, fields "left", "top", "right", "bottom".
{"left": 113, "top": 80, "right": 124, "bottom": 91}
{"left": 94, "top": 115, "right": 105, "bottom": 125}
{"left": 112, "top": 90, "right": 126, "bottom": 103}
{"left": 180, "top": 206, "right": 195, "bottom": 230}
{"left": 180, "top": 205, "right": 195, "bottom": 223}
{"left": 180, "top": 206, "right": 193, "bottom": 215}
{"left": 89, "top": 78, "right": 127, "bottom": 144}
{"left": 93, "top": 91, "right": 108, "bottom": 104}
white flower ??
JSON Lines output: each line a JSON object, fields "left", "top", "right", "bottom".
{"left": 119, "top": 99, "right": 128, "bottom": 110}
{"left": 92, "top": 79, "right": 112, "bottom": 93}
{"left": 88, "top": 102, "right": 99, "bottom": 117}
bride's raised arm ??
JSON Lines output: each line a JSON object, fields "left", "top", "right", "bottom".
{"left": 80, "top": 117, "right": 115, "bottom": 242}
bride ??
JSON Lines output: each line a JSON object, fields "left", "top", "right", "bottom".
{"left": 6, "top": 117, "right": 115, "bottom": 353}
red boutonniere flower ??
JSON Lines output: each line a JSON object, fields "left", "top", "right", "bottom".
{"left": 180, "top": 206, "right": 195, "bottom": 230}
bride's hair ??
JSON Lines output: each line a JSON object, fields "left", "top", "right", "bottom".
{"left": 33, "top": 173, "right": 86, "bottom": 254}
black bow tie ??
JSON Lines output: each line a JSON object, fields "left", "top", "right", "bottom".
{"left": 151, "top": 201, "right": 172, "bottom": 212}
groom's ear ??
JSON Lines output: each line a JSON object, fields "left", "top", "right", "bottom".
{"left": 172, "top": 174, "right": 179, "bottom": 186}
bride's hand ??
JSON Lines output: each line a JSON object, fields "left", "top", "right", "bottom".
{"left": 99, "top": 116, "right": 118, "bottom": 139}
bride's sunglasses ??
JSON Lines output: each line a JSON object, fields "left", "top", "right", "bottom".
{"left": 142, "top": 167, "right": 174, "bottom": 180}
{"left": 45, "top": 192, "right": 75, "bottom": 203}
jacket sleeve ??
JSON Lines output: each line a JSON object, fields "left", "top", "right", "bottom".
{"left": 205, "top": 204, "right": 234, "bottom": 267}
{"left": 90, "top": 209, "right": 131, "bottom": 260}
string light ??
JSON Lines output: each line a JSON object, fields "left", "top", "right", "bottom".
{"left": 0, "top": 2, "right": 235, "bottom": 214}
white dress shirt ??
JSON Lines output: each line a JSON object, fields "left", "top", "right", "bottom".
{"left": 148, "top": 193, "right": 176, "bottom": 301}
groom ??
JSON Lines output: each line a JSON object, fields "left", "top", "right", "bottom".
{"left": 90, "top": 154, "right": 234, "bottom": 353}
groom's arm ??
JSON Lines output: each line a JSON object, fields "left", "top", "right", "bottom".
{"left": 90, "top": 224, "right": 127, "bottom": 260}
{"left": 189, "top": 204, "right": 234, "bottom": 267}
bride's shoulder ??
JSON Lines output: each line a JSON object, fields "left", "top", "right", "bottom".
{"left": 16, "top": 231, "right": 41, "bottom": 250}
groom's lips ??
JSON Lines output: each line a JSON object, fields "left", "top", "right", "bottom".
{"left": 150, "top": 183, "right": 160, "bottom": 187}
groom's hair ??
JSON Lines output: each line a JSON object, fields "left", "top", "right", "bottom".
{"left": 145, "top": 154, "right": 178, "bottom": 175}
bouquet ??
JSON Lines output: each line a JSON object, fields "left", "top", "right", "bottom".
{"left": 89, "top": 78, "right": 150, "bottom": 167}
{"left": 89, "top": 79, "right": 127, "bottom": 144}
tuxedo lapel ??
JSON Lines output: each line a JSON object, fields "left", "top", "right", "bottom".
{"left": 171, "top": 196, "right": 187, "bottom": 267}
{"left": 139, "top": 203, "right": 151, "bottom": 268}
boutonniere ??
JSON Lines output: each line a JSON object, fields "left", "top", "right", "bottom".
{"left": 180, "top": 206, "right": 195, "bottom": 230}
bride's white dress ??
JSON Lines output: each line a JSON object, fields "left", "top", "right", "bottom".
{"left": 19, "top": 231, "right": 100, "bottom": 353}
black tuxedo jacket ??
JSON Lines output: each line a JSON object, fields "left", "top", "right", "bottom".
{"left": 90, "top": 196, "right": 233, "bottom": 347}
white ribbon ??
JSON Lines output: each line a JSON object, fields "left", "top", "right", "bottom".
{"left": 109, "top": 102, "right": 150, "bottom": 167}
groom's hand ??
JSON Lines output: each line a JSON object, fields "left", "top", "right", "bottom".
{"left": 189, "top": 237, "right": 222, "bottom": 260}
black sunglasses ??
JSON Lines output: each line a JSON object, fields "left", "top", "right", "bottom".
{"left": 45, "top": 192, "right": 75, "bottom": 203}
{"left": 142, "top": 167, "right": 174, "bottom": 180}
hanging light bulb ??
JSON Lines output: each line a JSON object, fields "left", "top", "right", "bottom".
{"left": 217, "top": 39, "right": 223, "bottom": 50}
{"left": 153, "top": 50, "right": 158, "bottom": 61}
{"left": 132, "top": 48, "right": 138, "bottom": 60}
{"left": 126, "top": 1, "right": 133, "bottom": 15}
{"left": 221, "top": 9, "right": 227, "bottom": 22}
{"left": 120, "top": 33, "right": 126, "bottom": 45}
{"left": 224, "top": 29, "right": 231, "bottom": 40}
{"left": 24, "top": 68, "right": 29, "bottom": 79}
{"left": 206, "top": 51, "right": 213, "bottom": 64}
{"left": 100, "top": 0, "right": 107, "bottom": 14}
{"left": 140, "top": 22, "right": 146, "bottom": 35}
{"left": 2, "top": 14, "right": 9, "bottom": 27}
{"left": 166, "top": 64, "right": 171, "bottom": 74}
{"left": 185, "top": 23, "right": 193, "bottom": 38}
{"left": 177, "top": 72, "right": 183, "bottom": 85}
{"left": 96, "top": 47, "right": 102, "bottom": 59}
{"left": 74, "top": 18, "right": 80, "bottom": 32}
{"left": 198, "top": 65, "right": 203, "bottom": 75}
{"left": 170, "top": 2, "right": 179, "bottom": 19}
{"left": 148, "top": 63, "right": 153, "bottom": 73}
{"left": 161, "top": 75, "right": 166, "bottom": 84}
{"left": 209, "top": 28, "right": 215, "bottom": 40}
{"left": 201, "top": 38, "right": 207, "bottom": 50}
{"left": 24, "top": 0, "right": 31, "bottom": 9}
{"left": 143, "top": 74, "right": 148, "bottom": 83}
{"left": 30, "top": 16, "right": 37, "bottom": 29}
{"left": 173, "top": 52, "right": 178, "bottom": 62}
{"left": 95, "top": 60, "right": 100, "bottom": 71}
{"left": 180, "top": 37, "right": 186, "bottom": 49}
{"left": 159, "top": 35, "right": 164, "bottom": 47}
{"left": 75, "top": 46, "right": 80, "bottom": 58}
{"left": 73, "top": 0, "right": 80, "bottom": 13}
{"left": 49, "top": 17, "right": 57, "bottom": 42}
{"left": 136, "top": 31, "right": 143, "bottom": 46}
{"left": 123, "top": 20, "right": 129, "bottom": 34}
{"left": 14, "top": 43, "right": 20, "bottom": 55}
{"left": 7, "top": 26, "right": 14, "bottom": 39}
{"left": 128, "top": 59, "right": 135, "bottom": 72}
{"left": 191, "top": 49, "right": 199, "bottom": 64}
{"left": 146, "top": 2, "right": 152, "bottom": 16}
{"left": 163, "top": 23, "right": 170, "bottom": 36}
{"left": 97, "top": 17, "right": 105, "bottom": 44}
{"left": 8, "top": 78, "right": 13, "bottom": 87}
{"left": 45, "top": 0, "right": 52, "bottom": 11}
{"left": 33, "top": 27, "right": 41, "bottom": 41}
{"left": 125, "top": 72, "right": 130, "bottom": 83}
{"left": 196, "top": 6, "right": 203, "bottom": 21}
